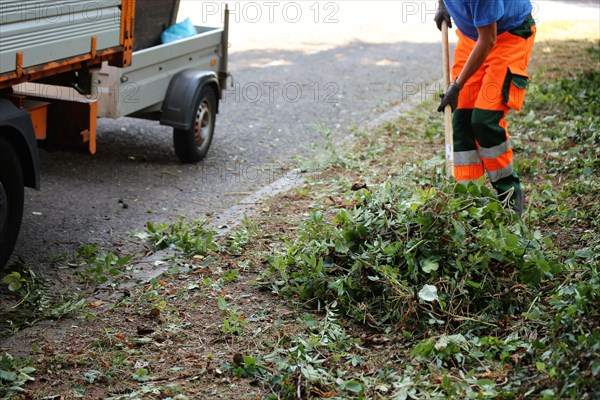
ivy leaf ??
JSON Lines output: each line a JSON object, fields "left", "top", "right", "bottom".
{"left": 132, "top": 368, "right": 150, "bottom": 382}
{"left": 421, "top": 259, "right": 439, "bottom": 274}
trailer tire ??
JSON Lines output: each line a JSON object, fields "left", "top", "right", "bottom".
{"left": 0, "top": 137, "right": 25, "bottom": 270}
{"left": 173, "top": 86, "right": 217, "bottom": 163}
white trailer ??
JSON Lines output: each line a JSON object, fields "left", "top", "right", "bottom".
{"left": 0, "top": 0, "right": 230, "bottom": 267}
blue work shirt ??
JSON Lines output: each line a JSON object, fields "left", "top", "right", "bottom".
{"left": 443, "top": 0, "right": 533, "bottom": 40}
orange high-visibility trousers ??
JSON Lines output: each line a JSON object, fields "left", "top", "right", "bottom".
{"left": 452, "top": 16, "right": 536, "bottom": 197}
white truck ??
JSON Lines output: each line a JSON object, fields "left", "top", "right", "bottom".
{"left": 0, "top": 0, "right": 230, "bottom": 267}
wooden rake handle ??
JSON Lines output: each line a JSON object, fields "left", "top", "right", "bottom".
{"left": 441, "top": 20, "right": 454, "bottom": 178}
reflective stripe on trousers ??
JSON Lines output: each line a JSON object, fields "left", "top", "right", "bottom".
{"left": 451, "top": 23, "right": 536, "bottom": 185}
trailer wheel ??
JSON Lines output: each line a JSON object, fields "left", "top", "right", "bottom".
{"left": 173, "top": 87, "right": 217, "bottom": 163}
{"left": 0, "top": 137, "right": 25, "bottom": 270}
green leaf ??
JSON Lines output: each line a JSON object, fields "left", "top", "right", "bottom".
{"left": 0, "top": 369, "right": 17, "bottom": 382}
{"left": 421, "top": 259, "right": 439, "bottom": 274}
{"left": 343, "top": 380, "right": 363, "bottom": 393}
{"left": 574, "top": 248, "right": 593, "bottom": 260}
{"left": 411, "top": 339, "right": 435, "bottom": 357}
{"left": 133, "top": 368, "right": 150, "bottom": 382}
{"left": 523, "top": 110, "right": 536, "bottom": 123}
{"left": 2, "top": 272, "right": 23, "bottom": 292}
{"left": 540, "top": 389, "right": 555, "bottom": 397}
{"left": 217, "top": 296, "right": 228, "bottom": 311}
{"left": 505, "top": 233, "right": 519, "bottom": 248}
{"left": 536, "top": 361, "right": 546, "bottom": 372}
{"left": 19, "top": 367, "right": 36, "bottom": 375}
{"left": 303, "top": 313, "right": 316, "bottom": 329}
{"left": 465, "top": 280, "right": 482, "bottom": 289}
{"left": 477, "top": 378, "right": 495, "bottom": 388}
{"left": 82, "top": 369, "right": 102, "bottom": 383}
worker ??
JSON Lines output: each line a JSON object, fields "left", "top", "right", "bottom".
{"left": 435, "top": 0, "right": 536, "bottom": 215}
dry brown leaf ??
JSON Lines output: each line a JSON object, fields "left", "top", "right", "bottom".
{"left": 87, "top": 300, "right": 104, "bottom": 308}
{"left": 137, "top": 325, "right": 155, "bottom": 336}
{"left": 310, "top": 388, "right": 338, "bottom": 398}
{"left": 148, "top": 308, "right": 161, "bottom": 321}
{"left": 351, "top": 182, "right": 368, "bottom": 191}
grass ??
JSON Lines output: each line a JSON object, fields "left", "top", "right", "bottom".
{"left": 1, "top": 32, "right": 599, "bottom": 400}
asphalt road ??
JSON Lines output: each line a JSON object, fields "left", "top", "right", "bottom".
{"left": 9, "top": 1, "right": 600, "bottom": 272}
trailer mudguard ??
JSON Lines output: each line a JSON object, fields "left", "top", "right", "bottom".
{"left": 0, "top": 99, "right": 40, "bottom": 190}
{"left": 160, "top": 69, "right": 220, "bottom": 131}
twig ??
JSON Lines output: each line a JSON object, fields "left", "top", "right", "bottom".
{"left": 406, "top": 239, "right": 427, "bottom": 254}
{"left": 11, "top": 286, "right": 31, "bottom": 309}
{"left": 442, "top": 311, "right": 498, "bottom": 328}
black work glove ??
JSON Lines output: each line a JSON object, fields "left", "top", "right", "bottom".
{"left": 437, "top": 82, "right": 461, "bottom": 112}
{"left": 434, "top": 0, "right": 452, "bottom": 31}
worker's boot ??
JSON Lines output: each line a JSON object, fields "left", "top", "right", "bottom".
{"left": 511, "top": 189, "right": 525, "bottom": 217}
{"left": 493, "top": 174, "right": 524, "bottom": 217}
